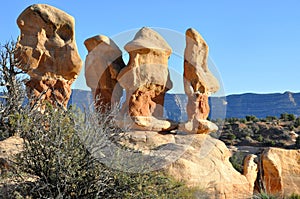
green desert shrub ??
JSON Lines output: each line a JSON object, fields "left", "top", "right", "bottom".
{"left": 256, "top": 134, "right": 264, "bottom": 142}
{"left": 0, "top": 41, "right": 27, "bottom": 140}
{"left": 294, "top": 117, "right": 300, "bottom": 128}
{"left": 280, "top": 113, "right": 296, "bottom": 121}
{"left": 265, "top": 116, "right": 277, "bottom": 122}
{"left": 295, "top": 136, "right": 300, "bottom": 149}
{"left": 246, "top": 115, "right": 258, "bottom": 122}
{"left": 7, "top": 104, "right": 204, "bottom": 198}
{"left": 13, "top": 105, "right": 113, "bottom": 198}
{"left": 225, "top": 117, "right": 239, "bottom": 124}
{"left": 228, "top": 133, "right": 236, "bottom": 140}
{"left": 253, "top": 192, "right": 279, "bottom": 199}
{"left": 289, "top": 193, "right": 300, "bottom": 199}
{"left": 229, "top": 151, "right": 244, "bottom": 173}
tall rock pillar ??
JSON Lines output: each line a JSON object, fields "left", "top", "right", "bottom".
{"left": 117, "top": 27, "right": 175, "bottom": 131}
{"left": 15, "top": 4, "right": 82, "bottom": 110}
{"left": 84, "top": 35, "right": 125, "bottom": 111}
{"left": 179, "top": 28, "right": 219, "bottom": 134}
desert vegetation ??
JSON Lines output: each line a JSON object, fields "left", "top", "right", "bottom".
{"left": 1, "top": 41, "right": 300, "bottom": 198}
{"left": 215, "top": 114, "right": 300, "bottom": 149}
{"left": 0, "top": 41, "right": 206, "bottom": 199}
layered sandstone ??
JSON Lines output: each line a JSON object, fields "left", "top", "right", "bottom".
{"left": 15, "top": 4, "right": 82, "bottom": 109}
{"left": 261, "top": 148, "right": 300, "bottom": 197}
{"left": 84, "top": 35, "right": 125, "bottom": 110}
{"left": 179, "top": 28, "right": 220, "bottom": 134}
{"left": 119, "top": 131, "right": 256, "bottom": 198}
{"left": 117, "top": 27, "right": 175, "bottom": 131}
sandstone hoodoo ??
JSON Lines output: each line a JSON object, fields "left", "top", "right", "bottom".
{"left": 117, "top": 27, "right": 175, "bottom": 131}
{"left": 84, "top": 35, "right": 125, "bottom": 111}
{"left": 179, "top": 28, "right": 220, "bottom": 134}
{"left": 15, "top": 4, "right": 82, "bottom": 110}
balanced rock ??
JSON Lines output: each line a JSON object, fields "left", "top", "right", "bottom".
{"left": 15, "top": 4, "right": 82, "bottom": 109}
{"left": 119, "top": 132, "right": 256, "bottom": 198}
{"left": 261, "top": 148, "right": 300, "bottom": 197}
{"left": 117, "top": 27, "right": 174, "bottom": 131}
{"left": 179, "top": 28, "right": 219, "bottom": 134}
{"left": 84, "top": 35, "right": 125, "bottom": 110}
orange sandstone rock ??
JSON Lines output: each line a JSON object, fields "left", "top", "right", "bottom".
{"left": 179, "top": 28, "right": 219, "bottom": 134}
{"left": 117, "top": 27, "right": 175, "bottom": 131}
{"left": 261, "top": 148, "right": 300, "bottom": 197}
{"left": 15, "top": 4, "right": 82, "bottom": 109}
{"left": 84, "top": 35, "right": 125, "bottom": 110}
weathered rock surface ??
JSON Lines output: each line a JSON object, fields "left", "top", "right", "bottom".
{"left": 84, "top": 35, "right": 125, "bottom": 110}
{"left": 116, "top": 116, "right": 178, "bottom": 132}
{"left": 119, "top": 131, "right": 256, "bottom": 198}
{"left": 261, "top": 148, "right": 300, "bottom": 197}
{"left": 243, "top": 154, "right": 258, "bottom": 191}
{"left": 180, "top": 28, "right": 220, "bottom": 134}
{"left": 16, "top": 4, "right": 82, "bottom": 109}
{"left": 179, "top": 118, "right": 218, "bottom": 134}
{"left": 0, "top": 136, "right": 23, "bottom": 174}
{"left": 117, "top": 27, "right": 174, "bottom": 131}
{"left": 0, "top": 136, "right": 23, "bottom": 160}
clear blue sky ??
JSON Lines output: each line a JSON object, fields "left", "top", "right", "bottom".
{"left": 1, "top": 0, "right": 299, "bottom": 95}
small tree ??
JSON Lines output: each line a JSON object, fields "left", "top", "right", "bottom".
{"left": 266, "top": 115, "right": 277, "bottom": 122}
{"left": 296, "top": 136, "right": 300, "bottom": 149}
{"left": 245, "top": 115, "right": 258, "bottom": 122}
{"left": 288, "top": 114, "right": 296, "bottom": 121}
{"left": 0, "top": 40, "right": 27, "bottom": 139}
{"left": 294, "top": 117, "right": 300, "bottom": 128}
{"left": 280, "top": 113, "right": 296, "bottom": 121}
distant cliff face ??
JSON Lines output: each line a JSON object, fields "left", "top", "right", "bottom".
{"left": 226, "top": 91, "right": 300, "bottom": 118}
{"left": 69, "top": 90, "right": 300, "bottom": 119}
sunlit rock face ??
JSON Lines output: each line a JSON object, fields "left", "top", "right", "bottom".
{"left": 118, "top": 132, "right": 256, "bottom": 198}
{"left": 261, "top": 148, "right": 300, "bottom": 197}
{"left": 179, "top": 28, "right": 220, "bottom": 134}
{"left": 117, "top": 27, "right": 175, "bottom": 131}
{"left": 15, "top": 4, "right": 82, "bottom": 110}
{"left": 84, "top": 35, "right": 125, "bottom": 111}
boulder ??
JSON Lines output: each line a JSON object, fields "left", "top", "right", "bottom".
{"left": 180, "top": 28, "right": 219, "bottom": 134}
{"left": 117, "top": 27, "right": 174, "bottom": 131}
{"left": 261, "top": 148, "right": 300, "bottom": 197}
{"left": 84, "top": 35, "right": 125, "bottom": 110}
{"left": 15, "top": 4, "right": 82, "bottom": 109}
{"left": 119, "top": 131, "right": 256, "bottom": 198}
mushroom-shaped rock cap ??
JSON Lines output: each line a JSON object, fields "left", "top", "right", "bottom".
{"left": 125, "top": 27, "right": 172, "bottom": 55}
{"left": 84, "top": 35, "right": 121, "bottom": 53}
{"left": 17, "top": 4, "right": 74, "bottom": 39}
{"left": 16, "top": 4, "right": 82, "bottom": 81}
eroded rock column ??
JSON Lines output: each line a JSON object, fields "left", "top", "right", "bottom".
{"left": 84, "top": 35, "right": 125, "bottom": 111}
{"left": 117, "top": 27, "right": 175, "bottom": 131}
{"left": 15, "top": 4, "right": 82, "bottom": 110}
{"left": 179, "top": 28, "right": 219, "bottom": 134}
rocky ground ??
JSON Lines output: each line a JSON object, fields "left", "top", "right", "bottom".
{"left": 216, "top": 116, "right": 300, "bottom": 149}
{"left": 1, "top": 116, "right": 300, "bottom": 198}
